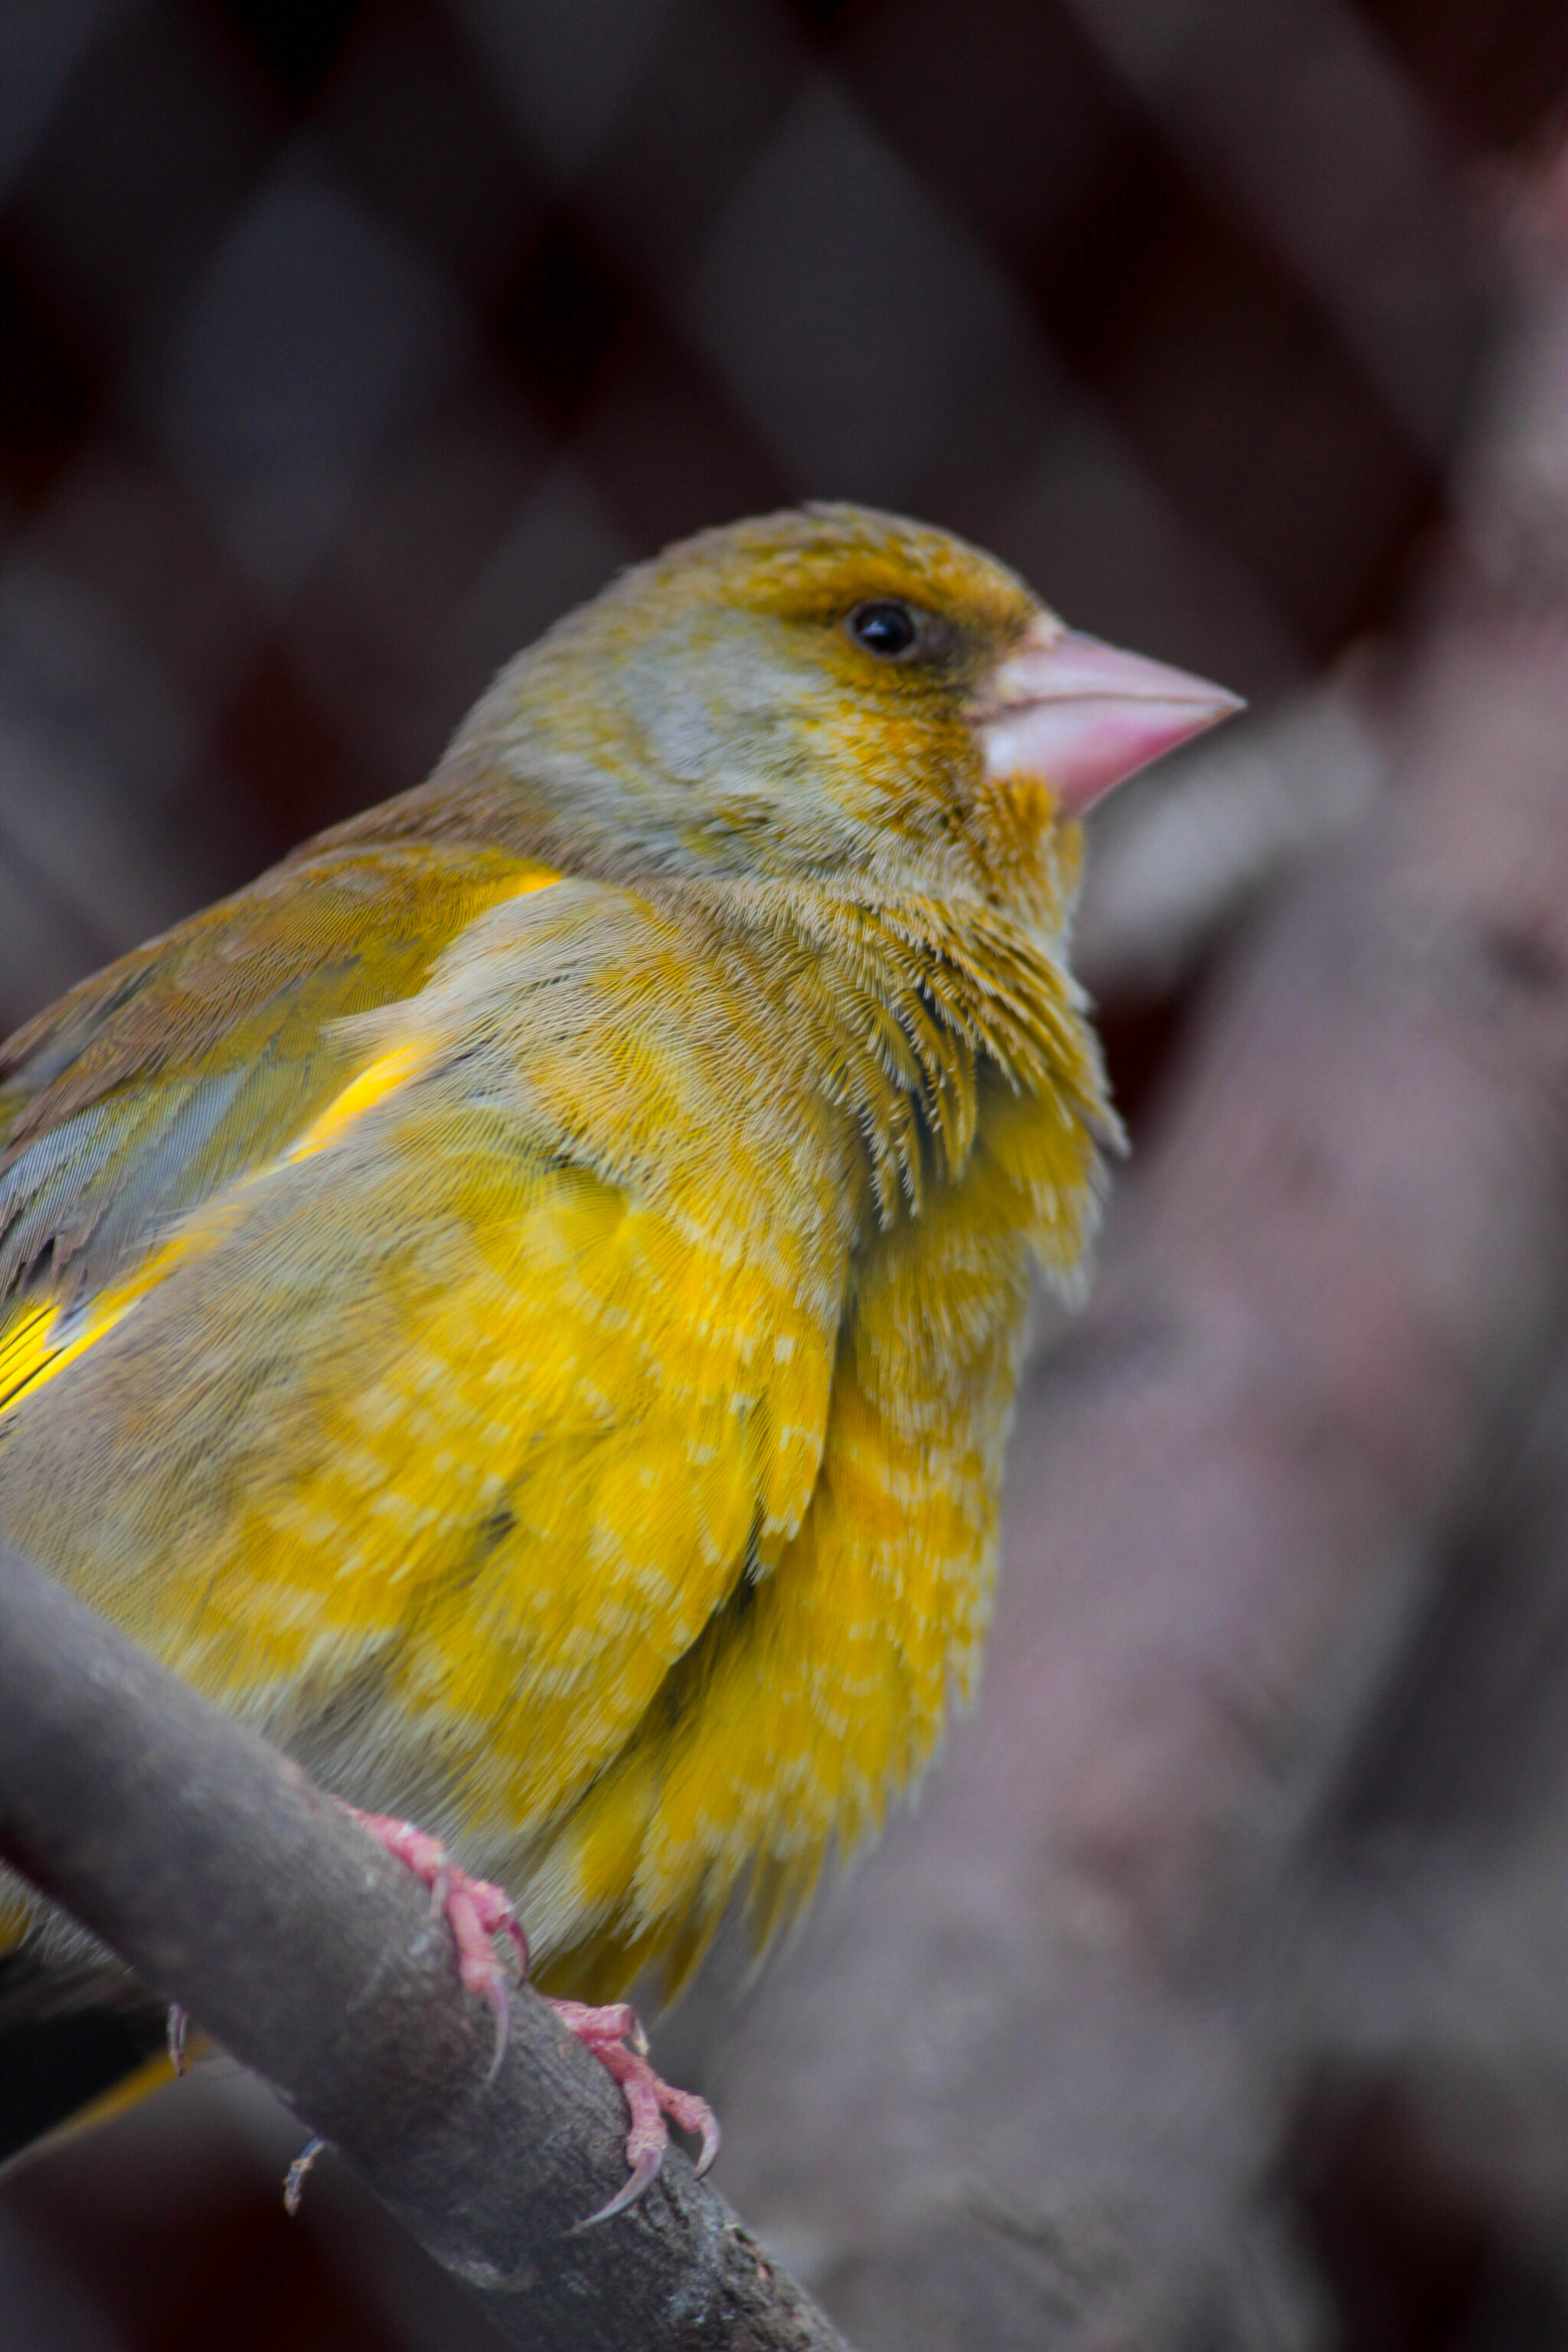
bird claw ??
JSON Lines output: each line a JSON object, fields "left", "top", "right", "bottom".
{"left": 283, "top": 2134, "right": 327, "bottom": 2216}
{"left": 550, "top": 1998, "right": 721, "bottom": 2223}
{"left": 692, "top": 2105, "right": 721, "bottom": 2180}
{"left": 332, "top": 1804, "right": 723, "bottom": 2211}
{"left": 337, "top": 1804, "right": 528, "bottom": 2075}
{"left": 482, "top": 1971, "right": 511, "bottom": 2084}
{"left": 576, "top": 2142, "right": 665, "bottom": 2229}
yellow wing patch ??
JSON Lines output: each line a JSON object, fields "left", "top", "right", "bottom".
{"left": 0, "top": 1296, "right": 55, "bottom": 1411}
{"left": 0, "top": 1099, "right": 406, "bottom": 1425}
{"left": 0, "top": 1263, "right": 178, "bottom": 1418}
{"left": 0, "top": 1038, "right": 446, "bottom": 1421}
{"left": 283, "top": 1038, "right": 439, "bottom": 1165}
{"left": 0, "top": 869, "right": 564, "bottom": 1424}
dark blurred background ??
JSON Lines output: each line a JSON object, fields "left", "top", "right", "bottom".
{"left": 2, "top": 0, "right": 1567, "bottom": 2344}
{"left": 2, "top": 0, "right": 1564, "bottom": 1054}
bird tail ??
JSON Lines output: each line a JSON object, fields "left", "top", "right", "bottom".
{"left": 0, "top": 2004, "right": 173, "bottom": 2174}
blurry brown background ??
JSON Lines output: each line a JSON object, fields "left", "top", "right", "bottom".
{"left": 2, "top": 0, "right": 1567, "bottom": 2344}
{"left": 5, "top": 0, "right": 1563, "bottom": 1052}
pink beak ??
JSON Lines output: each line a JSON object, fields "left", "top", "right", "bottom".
{"left": 971, "top": 619, "right": 1244, "bottom": 815}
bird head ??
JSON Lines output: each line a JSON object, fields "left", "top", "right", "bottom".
{"left": 440, "top": 504, "right": 1241, "bottom": 924}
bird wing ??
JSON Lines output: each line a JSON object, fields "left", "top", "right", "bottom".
{"left": 0, "top": 869, "right": 845, "bottom": 1958}
{"left": 0, "top": 835, "right": 557, "bottom": 1314}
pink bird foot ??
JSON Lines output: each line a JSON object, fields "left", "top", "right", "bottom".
{"left": 338, "top": 1806, "right": 719, "bottom": 2218}
{"left": 549, "top": 1998, "right": 720, "bottom": 2223}
{"left": 340, "top": 1805, "right": 528, "bottom": 2077}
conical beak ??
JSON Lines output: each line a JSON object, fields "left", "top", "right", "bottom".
{"left": 970, "top": 619, "right": 1245, "bottom": 815}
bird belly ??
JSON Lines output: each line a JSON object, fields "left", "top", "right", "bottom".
{"left": 514, "top": 1070, "right": 1093, "bottom": 2003}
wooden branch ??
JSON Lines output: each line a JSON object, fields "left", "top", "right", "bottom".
{"left": 0, "top": 1541, "right": 854, "bottom": 2352}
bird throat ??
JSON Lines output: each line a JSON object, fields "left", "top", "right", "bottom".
{"left": 690, "top": 868, "right": 1119, "bottom": 1233}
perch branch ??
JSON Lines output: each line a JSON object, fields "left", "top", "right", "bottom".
{"left": 0, "top": 1540, "right": 854, "bottom": 2352}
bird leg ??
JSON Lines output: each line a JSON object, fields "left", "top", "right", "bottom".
{"left": 550, "top": 1998, "right": 721, "bottom": 2223}
{"left": 338, "top": 1805, "right": 528, "bottom": 2077}
{"left": 338, "top": 1805, "right": 718, "bottom": 2216}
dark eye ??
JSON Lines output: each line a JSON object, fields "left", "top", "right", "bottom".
{"left": 846, "top": 599, "right": 921, "bottom": 659}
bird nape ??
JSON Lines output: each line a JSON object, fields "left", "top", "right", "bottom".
{"left": 0, "top": 503, "right": 1240, "bottom": 2196}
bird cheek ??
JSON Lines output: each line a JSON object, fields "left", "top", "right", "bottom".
{"left": 969, "top": 767, "right": 1077, "bottom": 921}
{"left": 995, "top": 770, "right": 1054, "bottom": 838}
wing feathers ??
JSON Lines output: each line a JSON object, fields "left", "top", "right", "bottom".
{"left": 0, "top": 874, "right": 848, "bottom": 1981}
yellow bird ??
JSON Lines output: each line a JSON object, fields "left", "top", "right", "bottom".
{"left": 0, "top": 505, "right": 1237, "bottom": 2191}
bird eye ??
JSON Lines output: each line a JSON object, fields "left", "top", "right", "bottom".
{"left": 846, "top": 599, "right": 922, "bottom": 659}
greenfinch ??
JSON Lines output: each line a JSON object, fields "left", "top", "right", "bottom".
{"left": 0, "top": 505, "right": 1238, "bottom": 2188}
